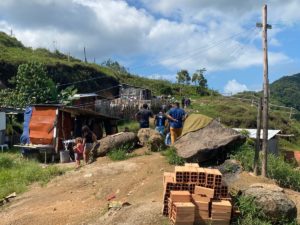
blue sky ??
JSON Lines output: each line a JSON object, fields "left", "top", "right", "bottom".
{"left": 0, "top": 0, "right": 299, "bottom": 94}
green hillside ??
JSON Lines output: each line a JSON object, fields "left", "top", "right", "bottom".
{"left": 0, "top": 31, "right": 198, "bottom": 97}
{"left": 189, "top": 96, "right": 300, "bottom": 150}
{"left": 270, "top": 73, "right": 300, "bottom": 110}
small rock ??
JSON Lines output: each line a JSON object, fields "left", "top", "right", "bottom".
{"left": 53, "top": 208, "right": 57, "bottom": 211}
{"left": 84, "top": 173, "right": 93, "bottom": 178}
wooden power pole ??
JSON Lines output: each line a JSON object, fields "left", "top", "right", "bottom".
{"left": 84, "top": 46, "right": 87, "bottom": 63}
{"left": 256, "top": 4, "right": 272, "bottom": 177}
{"left": 254, "top": 97, "right": 262, "bottom": 175}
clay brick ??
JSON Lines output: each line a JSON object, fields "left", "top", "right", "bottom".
{"left": 185, "top": 163, "right": 200, "bottom": 168}
{"left": 189, "top": 167, "right": 199, "bottom": 183}
{"left": 194, "top": 186, "right": 215, "bottom": 198}
{"left": 172, "top": 202, "right": 195, "bottom": 222}
{"left": 191, "top": 194, "right": 210, "bottom": 204}
{"left": 214, "top": 186, "right": 221, "bottom": 199}
{"left": 170, "top": 191, "right": 191, "bottom": 202}
{"left": 163, "top": 172, "right": 175, "bottom": 186}
{"left": 188, "top": 183, "right": 196, "bottom": 194}
{"left": 197, "top": 168, "right": 206, "bottom": 185}
{"left": 210, "top": 218, "right": 230, "bottom": 225}
{"left": 204, "top": 168, "right": 215, "bottom": 186}
{"left": 175, "top": 166, "right": 185, "bottom": 183}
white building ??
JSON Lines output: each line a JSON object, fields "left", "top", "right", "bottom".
{"left": 234, "top": 128, "right": 281, "bottom": 155}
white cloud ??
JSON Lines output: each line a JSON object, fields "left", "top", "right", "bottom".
{"left": 224, "top": 79, "right": 248, "bottom": 94}
{"left": 0, "top": 0, "right": 298, "bottom": 74}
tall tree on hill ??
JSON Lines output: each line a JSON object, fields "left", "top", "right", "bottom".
{"left": 176, "top": 70, "right": 190, "bottom": 84}
{"left": 192, "top": 68, "right": 208, "bottom": 95}
{"left": 11, "top": 62, "right": 57, "bottom": 107}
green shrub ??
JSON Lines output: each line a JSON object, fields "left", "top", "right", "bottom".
{"left": 232, "top": 195, "right": 271, "bottom": 225}
{"left": 0, "top": 153, "right": 66, "bottom": 199}
{"left": 108, "top": 144, "right": 137, "bottom": 161}
{"left": 233, "top": 195, "right": 298, "bottom": 225}
{"left": 161, "top": 147, "right": 185, "bottom": 165}
{"left": 268, "top": 154, "right": 300, "bottom": 191}
{"left": 232, "top": 143, "right": 300, "bottom": 192}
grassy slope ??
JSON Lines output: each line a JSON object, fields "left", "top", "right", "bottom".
{"left": 189, "top": 96, "right": 300, "bottom": 149}
{"left": 0, "top": 152, "right": 66, "bottom": 199}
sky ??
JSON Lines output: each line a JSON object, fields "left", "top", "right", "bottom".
{"left": 0, "top": 0, "right": 299, "bottom": 94}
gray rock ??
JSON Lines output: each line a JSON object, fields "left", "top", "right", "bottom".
{"left": 137, "top": 128, "right": 165, "bottom": 151}
{"left": 243, "top": 183, "right": 297, "bottom": 222}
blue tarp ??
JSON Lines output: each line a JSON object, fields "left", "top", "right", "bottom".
{"left": 20, "top": 107, "right": 32, "bottom": 144}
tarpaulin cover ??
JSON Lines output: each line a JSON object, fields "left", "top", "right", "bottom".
{"left": 20, "top": 107, "right": 32, "bottom": 144}
{"left": 29, "top": 107, "right": 56, "bottom": 145}
{"left": 180, "top": 113, "right": 213, "bottom": 137}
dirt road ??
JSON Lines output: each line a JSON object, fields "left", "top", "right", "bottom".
{"left": 2, "top": 150, "right": 300, "bottom": 225}
{"left": 1, "top": 150, "right": 172, "bottom": 225}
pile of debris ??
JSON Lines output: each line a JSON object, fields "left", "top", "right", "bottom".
{"left": 163, "top": 163, "right": 233, "bottom": 225}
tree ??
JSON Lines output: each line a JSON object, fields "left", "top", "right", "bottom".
{"left": 58, "top": 85, "right": 78, "bottom": 105}
{"left": 0, "top": 62, "right": 58, "bottom": 108}
{"left": 15, "top": 62, "right": 58, "bottom": 107}
{"left": 176, "top": 70, "right": 190, "bottom": 84}
{"left": 101, "top": 59, "right": 129, "bottom": 75}
{"left": 192, "top": 68, "right": 208, "bottom": 95}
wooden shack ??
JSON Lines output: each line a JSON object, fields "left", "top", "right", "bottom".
{"left": 20, "top": 104, "right": 119, "bottom": 153}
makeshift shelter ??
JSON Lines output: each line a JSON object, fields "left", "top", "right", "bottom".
{"left": 17, "top": 105, "right": 119, "bottom": 158}
{"left": 174, "top": 114, "right": 245, "bottom": 162}
{"left": 233, "top": 128, "right": 281, "bottom": 155}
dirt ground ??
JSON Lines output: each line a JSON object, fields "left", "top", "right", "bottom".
{"left": 1, "top": 148, "right": 172, "bottom": 225}
{"left": 2, "top": 148, "right": 300, "bottom": 225}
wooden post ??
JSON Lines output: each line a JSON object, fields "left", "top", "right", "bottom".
{"left": 261, "top": 4, "right": 270, "bottom": 177}
{"left": 289, "top": 107, "right": 293, "bottom": 120}
{"left": 84, "top": 46, "right": 87, "bottom": 63}
{"left": 254, "top": 97, "right": 262, "bottom": 175}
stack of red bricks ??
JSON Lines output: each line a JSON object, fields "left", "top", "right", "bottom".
{"left": 163, "top": 163, "right": 232, "bottom": 225}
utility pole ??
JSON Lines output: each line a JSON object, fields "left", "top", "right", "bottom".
{"left": 256, "top": 4, "right": 272, "bottom": 177}
{"left": 84, "top": 46, "right": 87, "bottom": 63}
{"left": 254, "top": 97, "right": 262, "bottom": 175}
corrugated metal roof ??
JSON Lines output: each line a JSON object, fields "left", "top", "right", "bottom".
{"left": 233, "top": 128, "right": 281, "bottom": 140}
{"left": 72, "top": 93, "right": 98, "bottom": 98}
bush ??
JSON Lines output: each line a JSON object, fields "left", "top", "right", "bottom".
{"left": 0, "top": 153, "right": 66, "bottom": 199}
{"left": 107, "top": 144, "right": 137, "bottom": 161}
{"left": 232, "top": 195, "right": 298, "bottom": 225}
{"left": 232, "top": 195, "right": 271, "bottom": 225}
{"left": 232, "top": 142, "right": 300, "bottom": 192}
{"left": 161, "top": 147, "right": 185, "bottom": 165}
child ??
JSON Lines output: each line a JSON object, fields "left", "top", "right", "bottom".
{"left": 154, "top": 108, "right": 166, "bottom": 135}
{"left": 73, "top": 137, "right": 84, "bottom": 168}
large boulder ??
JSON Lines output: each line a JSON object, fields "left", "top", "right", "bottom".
{"left": 174, "top": 120, "right": 244, "bottom": 161}
{"left": 137, "top": 128, "right": 165, "bottom": 151}
{"left": 93, "top": 132, "right": 138, "bottom": 157}
{"left": 242, "top": 183, "right": 297, "bottom": 222}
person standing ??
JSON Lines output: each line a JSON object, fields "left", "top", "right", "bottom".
{"left": 154, "top": 108, "right": 167, "bottom": 135}
{"left": 82, "top": 125, "right": 97, "bottom": 164}
{"left": 135, "top": 103, "right": 154, "bottom": 128}
{"left": 166, "top": 102, "right": 186, "bottom": 144}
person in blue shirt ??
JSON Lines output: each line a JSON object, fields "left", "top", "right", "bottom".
{"left": 166, "top": 102, "right": 187, "bottom": 144}
{"left": 154, "top": 108, "right": 167, "bottom": 135}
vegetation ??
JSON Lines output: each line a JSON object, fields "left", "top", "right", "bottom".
{"left": 117, "top": 120, "right": 140, "bottom": 133}
{"left": 0, "top": 152, "right": 66, "bottom": 199}
{"left": 176, "top": 69, "right": 191, "bottom": 84}
{"left": 107, "top": 144, "right": 137, "bottom": 161}
{"left": 232, "top": 195, "right": 297, "bottom": 225}
{"left": 270, "top": 73, "right": 300, "bottom": 111}
{"left": 190, "top": 96, "right": 300, "bottom": 147}
{"left": 161, "top": 147, "right": 185, "bottom": 165}
{"left": 0, "top": 62, "right": 79, "bottom": 108}
{"left": 232, "top": 142, "right": 300, "bottom": 192}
